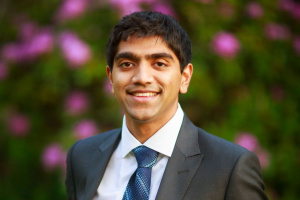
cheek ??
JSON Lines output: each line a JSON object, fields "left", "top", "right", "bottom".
{"left": 170, "top": 74, "right": 182, "bottom": 90}
{"left": 112, "top": 82, "right": 120, "bottom": 94}
{"left": 111, "top": 73, "right": 121, "bottom": 89}
{"left": 160, "top": 78, "right": 181, "bottom": 95}
{"left": 112, "top": 79, "right": 126, "bottom": 96}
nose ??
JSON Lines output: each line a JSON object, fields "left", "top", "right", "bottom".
{"left": 131, "top": 63, "right": 154, "bottom": 85}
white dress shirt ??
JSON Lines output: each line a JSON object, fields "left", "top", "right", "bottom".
{"left": 93, "top": 104, "right": 184, "bottom": 200}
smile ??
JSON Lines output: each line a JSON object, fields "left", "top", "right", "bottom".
{"left": 132, "top": 92, "right": 158, "bottom": 97}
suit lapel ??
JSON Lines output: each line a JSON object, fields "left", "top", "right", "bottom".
{"left": 84, "top": 130, "right": 121, "bottom": 200}
{"left": 156, "top": 116, "right": 204, "bottom": 200}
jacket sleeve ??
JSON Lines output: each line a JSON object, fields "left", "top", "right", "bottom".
{"left": 225, "top": 150, "right": 268, "bottom": 200}
{"left": 65, "top": 142, "right": 78, "bottom": 200}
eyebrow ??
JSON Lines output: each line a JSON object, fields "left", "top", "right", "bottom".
{"left": 146, "top": 52, "right": 174, "bottom": 60}
{"left": 114, "top": 52, "right": 139, "bottom": 62}
{"left": 114, "top": 52, "right": 174, "bottom": 62}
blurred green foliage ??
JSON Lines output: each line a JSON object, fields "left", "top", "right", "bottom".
{"left": 0, "top": 0, "right": 300, "bottom": 199}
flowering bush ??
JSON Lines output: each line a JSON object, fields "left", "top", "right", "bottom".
{"left": 59, "top": 31, "right": 92, "bottom": 68}
{"left": 0, "top": 0, "right": 299, "bottom": 199}
{"left": 211, "top": 31, "right": 240, "bottom": 58}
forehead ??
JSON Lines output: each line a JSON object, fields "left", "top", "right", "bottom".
{"left": 116, "top": 36, "right": 177, "bottom": 59}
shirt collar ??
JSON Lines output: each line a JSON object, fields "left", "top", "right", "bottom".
{"left": 121, "top": 103, "right": 184, "bottom": 158}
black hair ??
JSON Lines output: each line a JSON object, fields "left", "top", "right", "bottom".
{"left": 106, "top": 11, "right": 192, "bottom": 72}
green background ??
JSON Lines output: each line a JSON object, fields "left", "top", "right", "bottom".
{"left": 0, "top": 0, "right": 299, "bottom": 199}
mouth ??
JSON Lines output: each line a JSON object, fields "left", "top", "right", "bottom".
{"left": 127, "top": 90, "right": 161, "bottom": 98}
{"left": 131, "top": 92, "right": 158, "bottom": 97}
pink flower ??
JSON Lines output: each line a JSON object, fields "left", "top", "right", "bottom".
{"left": 211, "top": 31, "right": 240, "bottom": 58}
{"left": 256, "top": 149, "right": 270, "bottom": 169}
{"left": 291, "top": 4, "right": 300, "bottom": 20}
{"left": 109, "top": 0, "right": 165, "bottom": 16}
{"left": 65, "top": 91, "right": 90, "bottom": 115}
{"left": 235, "top": 133, "right": 259, "bottom": 152}
{"left": 56, "top": 0, "right": 88, "bottom": 21}
{"left": 26, "top": 29, "right": 54, "bottom": 56}
{"left": 152, "top": 2, "right": 176, "bottom": 17}
{"left": 293, "top": 36, "right": 300, "bottom": 55}
{"left": 109, "top": 0, "right": 143, "bottom": 16}
{"left": 235, "top": 132, "right": 271, "bottom": 169}
{"left": 1, "top": 42, "right": 28, "bottom": 62}
{"left": 278, "top": 0, "right": 300, "bottom": 20}
{"left": 1, "top": 28, "right": 54, "bottom": 63}
{"left": 41, "top": 143, "right": 66, "bottom": 171}
{"left": 59, "top": 32, "right": 91, "bottom": 68}
{"left": 73, "top": 119, "right": 98, "bottom": 139}
{"left": 0, "top": 62, "right": 8, "bottom": 80}
{"left": 7, "top": 113, "right": 31, "bottom": 136}
{"left": 278, "top": 0, "right": 295, "bottom": 12}
{"left": 246, "top": 2, "right": 264, "bottom": 19}
{"left": 265, "top": 23, "right": 291, "bottom": 40}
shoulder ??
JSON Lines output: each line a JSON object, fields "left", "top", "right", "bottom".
{"left": 77, "top": 128, "right": 121, "bottom": 145}
{"left": 194, "top": 128, "right": 267, "bottom": 199}
{"left": 197, "top": 127, "right": 248, "bottom": 153}
{"left": 68, "top": 128, "right": 121, "bottom": 156}
{"left": 196, "top": 126, "right": 259, "bottom": 167}
{"left": 181, "top": 115, "right": 253, "bottom": 159}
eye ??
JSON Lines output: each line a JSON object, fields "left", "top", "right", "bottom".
{"left": 154, "top": 62, "right": 167, "bottom": 68}
{"left": 120, "top": 62, "right": 133, "bottom": 68}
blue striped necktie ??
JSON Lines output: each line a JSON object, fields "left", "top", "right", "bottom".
{"left": 122, "top": 145, "right": 159, "bottom": 200}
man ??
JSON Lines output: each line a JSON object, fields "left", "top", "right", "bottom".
{"left": 65, "top": 11, "right": 268, "bottom": 200}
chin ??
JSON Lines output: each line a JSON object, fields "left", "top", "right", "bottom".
{"left": 127, "top": 110, "right": 156, "bottom": 122}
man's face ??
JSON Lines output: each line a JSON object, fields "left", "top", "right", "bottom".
{"left": 107, "top": 36, "right": 192, "bottom": 126}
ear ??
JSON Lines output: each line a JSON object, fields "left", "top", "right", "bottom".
{"left": 106, "top": 65, "right": 114, "bottom": 94}
{"left": 179, "top": 63, "right": 193, "bottom": 94}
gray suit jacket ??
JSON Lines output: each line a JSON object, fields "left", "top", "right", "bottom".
{"left": 65, "top": 115, "right": 268, "bottom": 200}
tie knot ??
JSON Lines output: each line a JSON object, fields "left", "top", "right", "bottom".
{"left": 133, "top": 146, "right": 158, "bottom": 168}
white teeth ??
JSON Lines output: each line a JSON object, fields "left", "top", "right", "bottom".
{"left": 133, "top": 92, "right": 157, "bottom": 97}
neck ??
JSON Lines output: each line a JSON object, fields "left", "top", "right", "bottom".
{"left": 125, "top": 108, "right": 178, "bottom": 144}
{"left": 126, "top": 121, "right": 158, "bottom": 144}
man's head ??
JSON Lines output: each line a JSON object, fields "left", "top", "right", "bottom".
{"left": 106, "top": 11, "right": 192, "bottom": 72}
{"left": 106, "top": 11, "right": 193, "bottom": 135}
